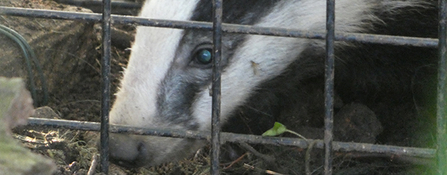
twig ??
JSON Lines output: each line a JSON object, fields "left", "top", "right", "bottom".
{"left": 243, "top": 163, "right": 285, "bottom": 175}
{"left": 239, "top": 142, "right": 275, "bottom": 163}
{"left": 87, "top": 154, "right": 99, "bottom": 175}
{"left": 223, "top": 152, "right": 247, "bottom": 169}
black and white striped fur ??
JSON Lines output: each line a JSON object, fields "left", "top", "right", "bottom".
{"left": 108, "top": 0, "right": 437, "bottom": 168}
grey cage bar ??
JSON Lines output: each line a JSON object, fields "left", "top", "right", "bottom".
{"left": 437, "top": 0, "right": 447, "bottom": 174}
{"left": 0, "top": 0, "right": 446, "bottom": 174}
{"left": 324, "top": 0, "right": 335, "bottom": 174}
{"left": 100, "top": 0, "right": 111, "bottom": 173}
{"left": 211, "top": 0, "right": 223, "bottom": 174}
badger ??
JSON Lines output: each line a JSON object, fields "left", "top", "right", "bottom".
{"left": 107, "top": 0, "right": 438, "bottom": 168}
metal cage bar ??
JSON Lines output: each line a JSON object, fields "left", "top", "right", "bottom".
{"left": 324, "top": 0, "right": 335, "bottom": 174}
{"left": 211, "top": 0, "right": 223, "bottom": 174}
{"left": 100, "top": 0, "right": 112, "bottom": 173}
{"left": 27, "top": 117, "right": 437, "bottom": 157}
{"left": 0, "top": 7, "right": 439, "bottom": 48}
{"left": 437, "top": 0, "right": 447, "bottom": 174}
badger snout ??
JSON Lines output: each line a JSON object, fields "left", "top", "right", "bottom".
{"left": 106, "top": 131, "right": 206, "bottom": 168}
{"left": 108, "top": 134, "right": 149, "bottom": 168}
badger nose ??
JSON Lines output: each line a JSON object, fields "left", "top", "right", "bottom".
{"left": 107, "top": 134, "right": 149, "bottom": 168}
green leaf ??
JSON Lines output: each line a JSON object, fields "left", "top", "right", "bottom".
{"left": 262, "top": 122, "right": 287, "bottom": 136}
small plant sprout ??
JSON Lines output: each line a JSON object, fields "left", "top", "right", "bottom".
{"left": 262, "top": 122, "right": 307, "bottom": 141}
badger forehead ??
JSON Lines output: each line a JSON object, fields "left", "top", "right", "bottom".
{"left": 111, "top": 0, "right": 422, "bottom": 129}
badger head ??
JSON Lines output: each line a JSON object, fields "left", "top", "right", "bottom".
{"left": 107, "top": 0, "right": 417, "bottom": 168}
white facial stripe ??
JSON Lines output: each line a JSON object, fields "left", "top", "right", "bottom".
{"left": 192, "top": 0, "right": 376, "bottom": 130}
{"left": 110, "top": 0, "right": 200, "bottom": 126}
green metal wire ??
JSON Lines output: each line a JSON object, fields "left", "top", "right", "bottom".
{"left": 0, "top": 24, "right": 48, "bottom": 106}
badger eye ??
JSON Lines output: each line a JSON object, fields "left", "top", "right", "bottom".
{"left": 194, "top": 48, "right": 213, "bottom": 65}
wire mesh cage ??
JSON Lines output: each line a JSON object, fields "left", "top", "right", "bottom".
{"left": 0, "top": 0, "right": 446, "bottom": 174}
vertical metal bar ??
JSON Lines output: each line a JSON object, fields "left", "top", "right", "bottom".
{"left": 324, "top": 0, "right": 335, "bottom": 174}
{"left": 211, "top": 0, "right": 223, "bottom": 174}
{"left": 100, "top": 0, "right": 112, "bottom": 173}
{"left": 437, "top": 0, "right": 447, "bottom": 174}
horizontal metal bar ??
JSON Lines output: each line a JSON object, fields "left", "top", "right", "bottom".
{"left": 28, "top": 117, "right": 101, "bottom": 130}
{"left": 55, "top": 0, "right": 141, "bottom": 9}
{"left": 26, "top": 117, "right": 436, "bottom": 158}
{"left": 0, "top": 7, "right": 438, "bottom": 48}
{"left": 0, "top": 6, "right": 102, "bottom": 22}
{"left": 223, "top": 133, "right": 436, "bottom": 159}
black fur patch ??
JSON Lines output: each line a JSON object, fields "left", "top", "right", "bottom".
{"left": 190, "top": 0, "right": 279, "bottom": 24}
{"left": 223, "top": 2, "right": 439, "bottom": 146}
